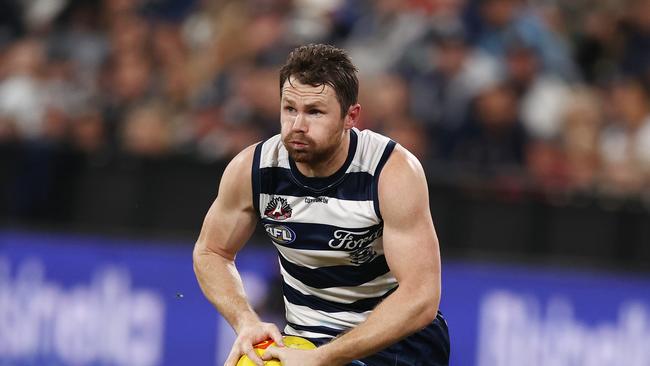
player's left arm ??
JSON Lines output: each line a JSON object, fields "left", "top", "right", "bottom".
{"left": 263, "top": 145, "right": 442, "bottom": 366}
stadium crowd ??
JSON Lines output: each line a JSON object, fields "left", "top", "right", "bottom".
{"left": 1, "top": 0, "right": 650, "bottom": 198}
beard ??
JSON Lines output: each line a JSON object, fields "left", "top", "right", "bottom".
{"left": 283, "top": 134, "right": 340, "bottom": 165}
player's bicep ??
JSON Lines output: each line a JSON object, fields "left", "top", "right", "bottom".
{"left": 378, "top": 146, "right": 441, "bottom": 289}
{"left": 198, "top": 194, "right": 257, "bottom": 260}
{"left": 195, "top": 145, "right": 259, "bottom": 260}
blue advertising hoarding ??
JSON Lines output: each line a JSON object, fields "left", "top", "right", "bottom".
{"left": 442, "top": 262, "right": 650, "bottom": 366}
{"left": 0, "top": 231, "right": 277, "bottom": 366}
{"left": 1, "top": 230, "right": 650, "bottom": 365}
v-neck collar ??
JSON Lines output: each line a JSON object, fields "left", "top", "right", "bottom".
{"left": 288, "top": 128, "right": 358, "bottom": 193}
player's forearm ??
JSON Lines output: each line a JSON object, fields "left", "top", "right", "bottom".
{"left": 193, "top": 248, "right": 260, "bottom": 332}
{"left": 317, "top": 283, "right": 440, "bottom": 365}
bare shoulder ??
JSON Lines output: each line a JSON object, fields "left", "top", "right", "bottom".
{"left": 378, "top": 144, "right": 429, "bottom": 221}
{"left": 224, "top": 143, "right": 258, "bottom": 179}
{"left": 380, "top": 144, "right": 426, "bottom": 186}
{"left": 196, "top": 143, "right": 261, "bottom": 258}
{"left": 217, "top": 143, "right": 259, "bottom": 208}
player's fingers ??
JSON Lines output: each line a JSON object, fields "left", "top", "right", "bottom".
{"left": 223, "top": 347, "right": 240, "bottom": 366}
{"left": 268, "top": 326, "right": 284, "bottom": 346}
{"left": 243, "top": 345, "right": 264, "bottom": 366}
{"left": 261, "top": 346, "right": 280, "bottom": 361}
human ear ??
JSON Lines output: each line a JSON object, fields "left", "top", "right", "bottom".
{"left": 344, "top": 104, "right": 361, "bottom": 129}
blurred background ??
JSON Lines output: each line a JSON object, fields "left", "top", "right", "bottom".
{"left": 1, "top": 0, "right": 649, "bottom": 365}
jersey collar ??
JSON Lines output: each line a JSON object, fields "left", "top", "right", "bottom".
{"left": 288, "top": 128, "right": 358, "bottom": 193}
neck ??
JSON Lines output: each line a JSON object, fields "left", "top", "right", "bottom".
{"left": 295, "top": 131, "right": 350, "bottom": 177}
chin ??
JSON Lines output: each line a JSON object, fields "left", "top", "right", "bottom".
{"left": 288, "top": 150, "right": 312, "bottom": 163}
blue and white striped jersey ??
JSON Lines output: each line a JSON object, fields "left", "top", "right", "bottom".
{"left": 252, "top": 127, "right": 398, "bottom": 341}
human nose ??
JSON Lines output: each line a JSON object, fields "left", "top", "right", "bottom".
{"left": 291, "top": 112, "right": 308, "bottom": 132}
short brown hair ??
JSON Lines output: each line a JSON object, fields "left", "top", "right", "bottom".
{"left": 279, "top": 44, "right": 359, "bottom": 117}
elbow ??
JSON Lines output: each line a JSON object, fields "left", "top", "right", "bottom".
{"left": 413, "top": 285, "right": 440, "bottom": 329}
{"left": 192, "top": 241, "right": 211, "bottom": 275}
{"left": 192, "top": 241, "right": 202, "bottom": 262}
{"left": 192, "top": 241, "right": 234, "bottom": 274}
{"left": 192, "top": 245, "right": 204, "bottom": 276}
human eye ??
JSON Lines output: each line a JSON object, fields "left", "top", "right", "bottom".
{"left": 309, "top": 109, "right": 323, "bottom": 115}
{"left": 284, "top": 106, "right": 296, "bottom": 112}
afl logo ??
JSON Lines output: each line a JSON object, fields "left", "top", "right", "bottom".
{"left": 264, "top": 224, "right": 296, "bottom": 245}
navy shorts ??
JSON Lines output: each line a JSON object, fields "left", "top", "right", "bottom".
{"left": 307, "top": 311, "right": 450, "bottom": 366}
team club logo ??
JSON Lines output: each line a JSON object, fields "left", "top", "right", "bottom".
{"left": 264, "top": 224, "right": 296, "bottom": 245}
{"left": 264, "top": 197, "right": 292, "bottom": 220}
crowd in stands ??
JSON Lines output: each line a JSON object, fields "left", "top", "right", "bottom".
{"left": 1, "top": 0, "right": 650, "bottom": 198}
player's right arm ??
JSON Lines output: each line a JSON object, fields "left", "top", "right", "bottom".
{"left": 193, "top": 144, "right": 283, "bottom": 366}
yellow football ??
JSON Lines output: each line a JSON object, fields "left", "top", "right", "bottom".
{"left": 236, "top": 336, "right": 317, "bottom": 366}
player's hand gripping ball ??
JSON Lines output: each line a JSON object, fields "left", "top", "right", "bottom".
{"left": 236, "top": 335, "right": 316, "bottom": 365}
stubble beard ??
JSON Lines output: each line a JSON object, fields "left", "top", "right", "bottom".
{"left": 284, "top": 136, "right": 339, "bottom": 166}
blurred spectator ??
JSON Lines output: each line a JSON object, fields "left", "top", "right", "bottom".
{"left": 0, "top": 116, "right": 19, "bottom": 141}
{"left": 397, "top": 21, "right": 500, "bottom": 157}
{"left": 0, "top": 0, "right": 649, "bottom": 199}
{"left": 599, "top": 79, "right": 650, "bottom": 194}
{"left": 121, "top": 102, "right": 172, "bottom": 156}
{"left": 619, "top": 0, "right": 650, "bottom": 82}
{"left": 69, "top": 109, "right": 106, "bottom": 153}
{"left": 472, "top": 0, "right": 578, "bottom": 80}
{"left": 383, "top": 117, "right": 430, "bottom": 162}
{"left": 0, "top": 39, "right": 47, "bottom": 140}
{"left": 573, "top": 5, "right": 621, "bottom": 84}
{"left": 358, "top": 73, "right": 411, "bottom": 130}
{"left": 525, "top": 139, "right": 567, "bottom": 193}
{"left": 560, "top": 88, "right": 603, "bottom": 192}
{"left": 504, "top": 40, "right": 570, "bottom": 141}
{"left": 450, "top": 83, "right": 527, "bottom": 174}
{"left": 358, "top": 72, "right": 432, "bottom": 160}
{"left": 0, "top": 0, "right": 24, "bottom": 47}
{"left": 344, "top": 0, "right": 430, "bottom": 74}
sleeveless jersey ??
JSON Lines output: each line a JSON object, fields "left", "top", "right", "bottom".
{"left": 252, "top": 127, "right": 398, "bottom": 341}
